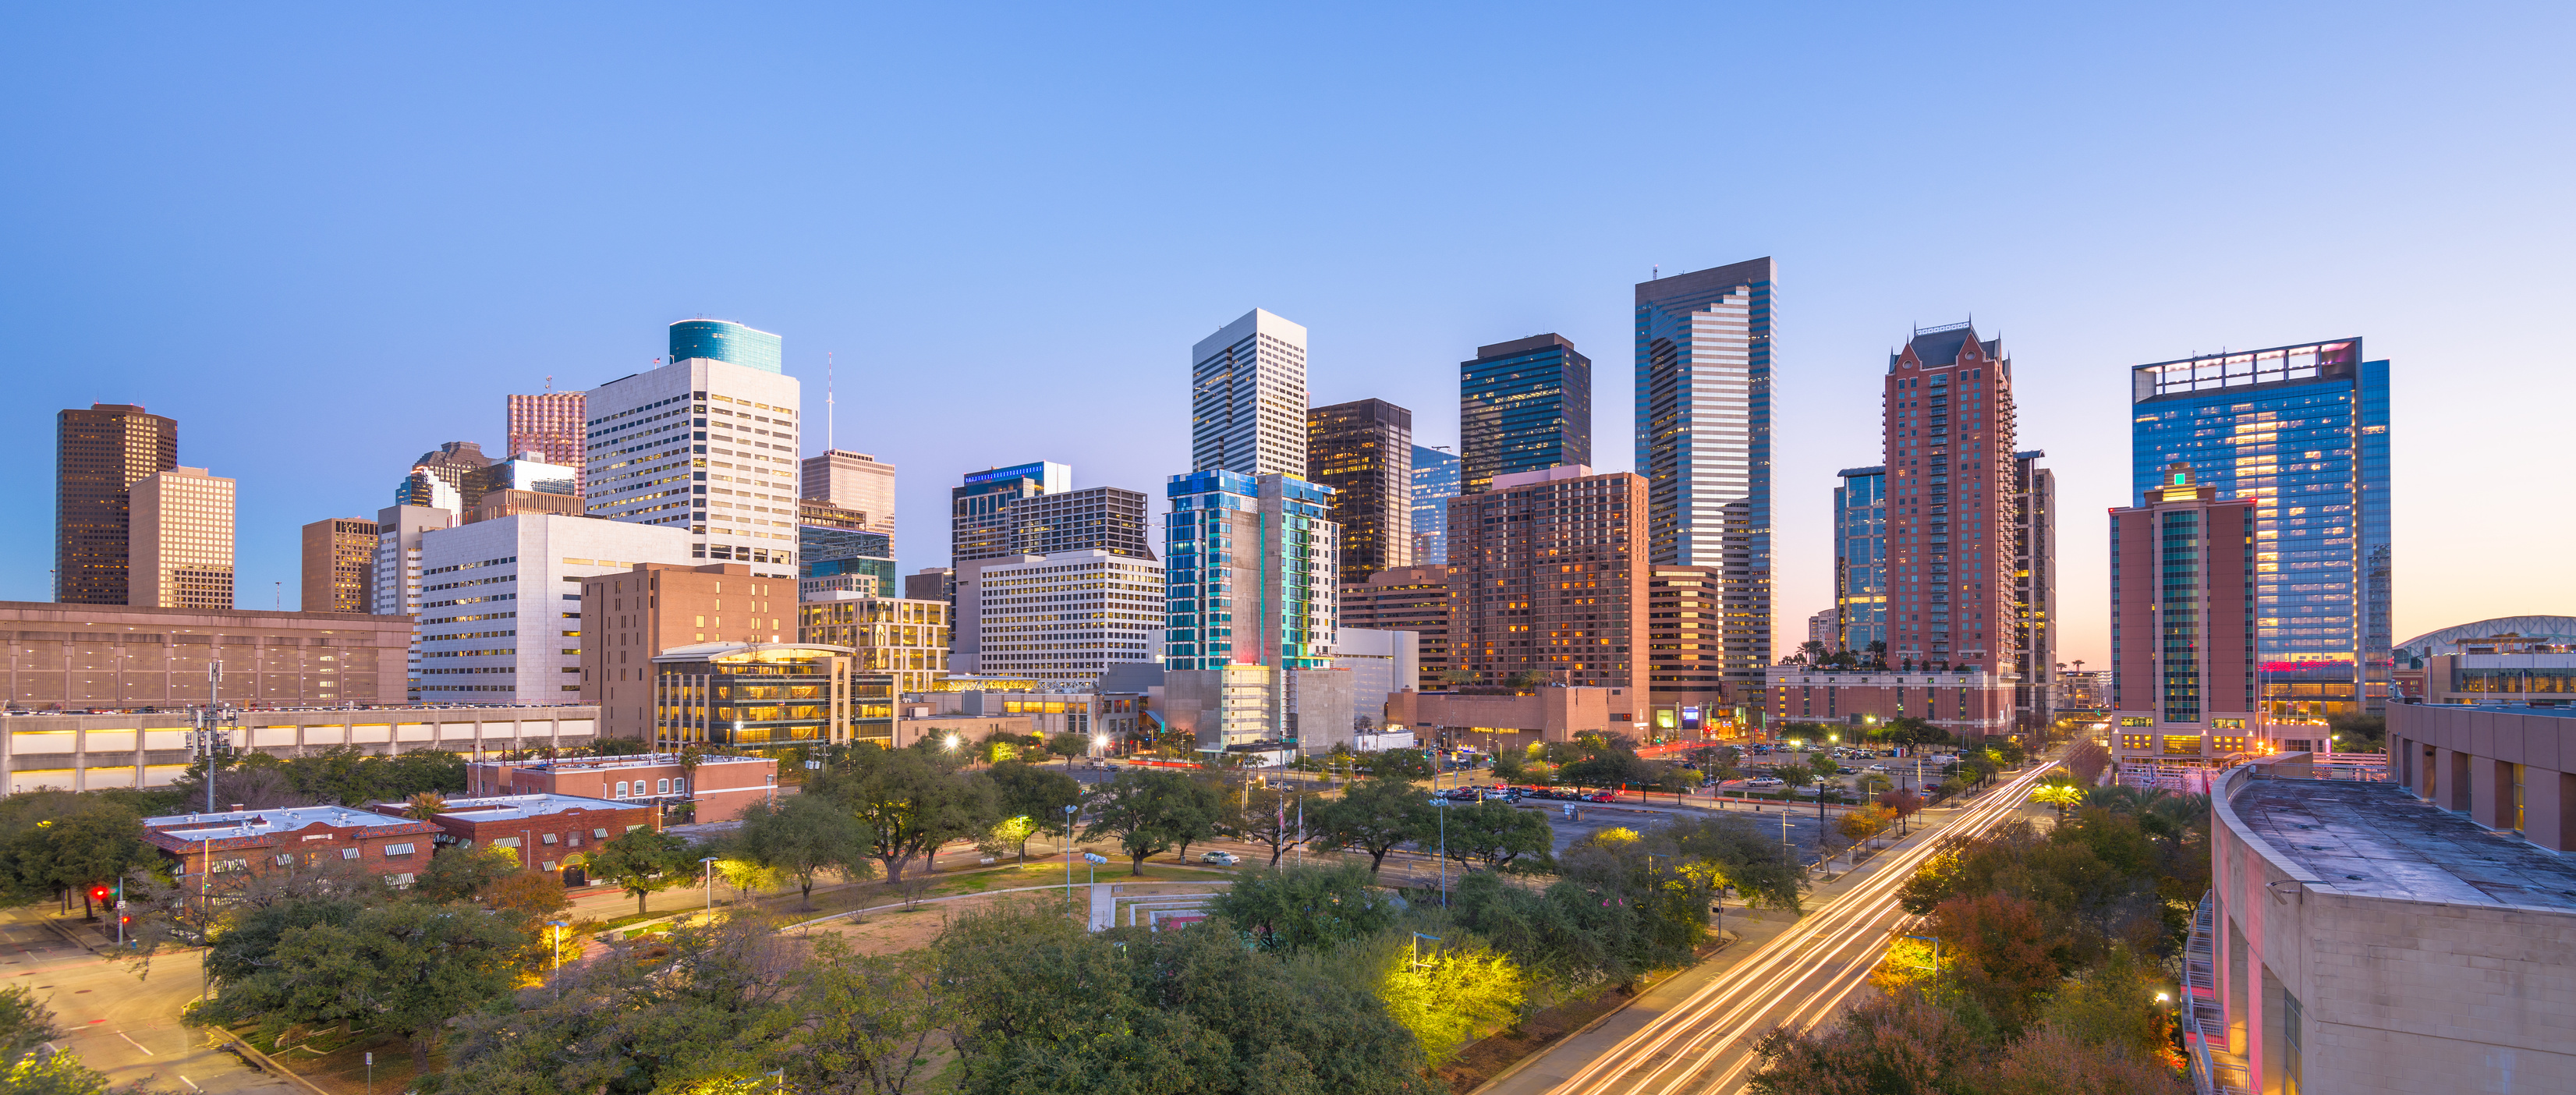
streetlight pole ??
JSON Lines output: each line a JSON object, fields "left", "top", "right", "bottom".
{"left": 547, "top": 920, "right": 569, "bottom": 971}
{"left": 1063, "top": 804, "right": 1078, "bottom": 908}
{"left": 701, "top": 856, "right": 719, "bottom": 916}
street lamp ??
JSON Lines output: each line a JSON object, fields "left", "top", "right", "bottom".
{"left": 547, "top": 920, "right": 570, "bottom": 971}
{"left": 701, "top": 856, "right": 721, "bottom": 915}
{"left": 1063, "top": 803, "right": 1079, "bottom": 905}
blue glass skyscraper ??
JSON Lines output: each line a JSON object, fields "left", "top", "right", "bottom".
{"left": 2131, "top": 338, "right": 2392, "bottom": 718}
{"left": 1635, "top": 259, "right": 1775, "bottom": 685}
{"left": 1834, "top": 466, "right": 1887, "bottom": 658}
{"left": 670, "top": 319, "right": 785, "bottom": 374}
{"left": 1461, "top": 334, "right": 1590, "bottom": 494}
{"left": 1409, "top": 444, "right": 1459, "bottom": 565}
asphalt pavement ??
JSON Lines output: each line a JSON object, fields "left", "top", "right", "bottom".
{"left": 0, "top": 909, "right": 303, "bottom": 1095}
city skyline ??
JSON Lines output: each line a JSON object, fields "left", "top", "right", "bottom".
{"left": 7, "top": 6, "right": 2571, "bottom": 667}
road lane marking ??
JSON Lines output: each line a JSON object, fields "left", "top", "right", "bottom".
{"left": 119, "top": 1030, "right": 154, "bottom": 1054}
{"left": 179, "top": 1076, "right": 201, "bottom": 1092}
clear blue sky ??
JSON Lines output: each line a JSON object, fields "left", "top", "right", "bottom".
{"left": 5, "top": 2, "right": 2571, "bottom": 664}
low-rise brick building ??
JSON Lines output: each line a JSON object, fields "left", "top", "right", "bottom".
{"left": 1764, "top": 666, "right": 2016, "bottom": 743}
{"left": 1385, "top": 686, "right": 1625, "bottom": 751}
{"left": 144, "top": 805, "right": 443, "bottom": 887}
{"left": 466, "top": 753, "right": 779, "bottom": 824}
{"left": 374, "top": 792, "right": 654, "bottom": 874}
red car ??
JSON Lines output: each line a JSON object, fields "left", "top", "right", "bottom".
{"left": 1586, "top": 791, "right": 1619, "bottom": 803}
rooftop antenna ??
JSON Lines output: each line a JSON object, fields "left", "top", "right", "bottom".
{"left": 543, "top": 374, "right": 554, "bottom": 392}
{"left": 826, "top": 351, "right": 835, "bottom": 452}
{"left": 1652, "top": 264, "right": 1659, "bottom": 280}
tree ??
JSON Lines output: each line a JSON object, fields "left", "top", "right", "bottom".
{"left": 1878, "top": 788, "right": 1926, "bottom": 834}
{"left": 0, "top": 799, "right": 156, "bottom": 917}
{"left": 1653, "top": 813, "right": 1804, "bottom": 914}
{"left": 813, "top": 746, "right": 998, "bottom": 883}
{"left": 987, "top": 761, "right": 1082, "bottom": 859}
{"left": 1774, "top": 762, "right": 1815, "bottom": 793}
{"left": 1367, "top": 748, "right": 1435, "bottom": 781}
{"left": 736, "top": 795, "right": 877, "bottom": 910}
{"left": 1044, "top": 732, "right": 1088, "bottom": 767}
{"left": 1442, "top": 800, "right": 1553, "bottom": 873}
{"left": 400, "top": 792, "right": 448, "bottom": 820}
{"left": 1208, "top": 861, "right": 1402, "bottom": 953}
{"left": 2033, "top": 782, "right": 2085, "bottom": 818}
{"left": 779, "top": 935, "right": 958, "bottom": 1095}
{"left": 1079, "top": 770, "right": 1219, "bottom": 875}
{"left": 199, "top": 901, "right": 530, "bottom": 1070}
{"left": 1229, "top": 785, "right": 1308, "bottom": 867}
{"left": 1929, "top": 891, "right": 2067, "bottom": 1034}
{"left": 481, "top": 871, "right": 570, "bottom": 920}
{"left": 1370, "top": 933, "right": 1528, "bottom": 1066}
{"left": 974, "top": 816, "right": 1038, "bottom": 864}
{"left": 1311, "top": 778, "right": 1433, "bottom": 877}
{"left": 413, "top": 844, "right": 521, "bottom": 903}
{"left": 585, "top": 826, "right": 693, "bottom": 916}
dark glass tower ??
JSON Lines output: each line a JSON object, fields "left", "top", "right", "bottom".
{"left": 2131, "top": 338, "right": 2393, "bottom": 718}
{"left": 1409, "top": 444, "right": 1460, "bottom": 565}
{"left": 1306, "top": 399, "right": 1414, "bottom": 585}
{"left": 55, "top": 403, "right": 178, "bottom": 604}
{"left": 1834, "top": 466, "right": 1887, "bottom": 660}
{"left": 1461, "top": 334, "right": 1590, "bottom": 495}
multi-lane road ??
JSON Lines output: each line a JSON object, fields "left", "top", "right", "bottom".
{"left": 1489, "top": 757, "right": 2063, "bottom": 1095}
{"left": 0, "top": 912, "right": 303, "bottom": 1095}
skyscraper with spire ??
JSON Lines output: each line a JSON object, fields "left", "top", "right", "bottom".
{"left": 1880, "top": 321, "right": 2020, "bottom": 676}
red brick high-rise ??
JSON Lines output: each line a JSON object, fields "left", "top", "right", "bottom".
{"left": 1880, "top": 324, "right": 2019, "bottom": 674}
{"left": 507, "top": 392, "right": 587, "bottom": 495}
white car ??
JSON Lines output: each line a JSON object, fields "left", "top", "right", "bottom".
{"left": 1747, "top": 776, "right": 1786, "bottom": 788}
{"left": 1866, "top": 764, "right": 1889, "bottom": 773}
{"left": 1199, "top": 851, "right": 1241, "bottom": 866}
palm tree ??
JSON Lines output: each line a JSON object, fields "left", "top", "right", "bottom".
{"left": 2032, "top": 782, "right": 2083, "bottom": 818}
{"left": 402, "top": 792, "right": 449, "bottom": 820}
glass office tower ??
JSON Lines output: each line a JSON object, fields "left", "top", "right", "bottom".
{"left": 1635, "top": 258, "right": 1775, "bottom": 686}
{"left": 1306, "top": 399, "right": 1414, "bottom": 585}
{"left": 1461, "top": 334, "right": 1590, "bottom": 494}
{"left": 2131, "top": 338, "right": 2392, "bottom": 718}
{"left": 1409, "top": 444, "right": 1459, "bottom": 565}
{"left": 1834, "top": 466, "right": 1887, "bottom": 659}
{"left": 669, "top": 319, "right": 785, "bottom": 374}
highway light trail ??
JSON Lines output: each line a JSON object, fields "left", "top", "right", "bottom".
{"left": 1548, "top": 758, "right": 2062, "bottom": 1095}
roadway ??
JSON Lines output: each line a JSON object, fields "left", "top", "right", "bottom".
{"left": 0, "top": 911, "right": 303, "bottom": 1095}
{"left": 1483, "top": 756, "right": 2064, "bottom": 1095}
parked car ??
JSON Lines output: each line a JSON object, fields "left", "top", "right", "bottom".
{"left": 1199, "top": 851, "right": 1241, "bottom": 866}
{"left": 1586, "top": 791, "right": 1619, "bottom": 803}
{"left": 1866, "top": 764, "right": 1889, "bottom": 773}
{"left": 1747, "top": 776, "right": 1786, "bottom": 788}
{"left": 1480, "top": 789, "right": 1515, "bottom": 802}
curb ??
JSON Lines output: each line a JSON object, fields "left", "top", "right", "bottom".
{"left": 1462, "top": 930, "right": 1742, "bottom": 1095}
{"left": 206, "top": 1029, "right": 335, "bottom": 1095}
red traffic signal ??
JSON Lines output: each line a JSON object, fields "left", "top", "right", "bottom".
{"left": 88, "top": 885, "right": 110, "bottom": 902}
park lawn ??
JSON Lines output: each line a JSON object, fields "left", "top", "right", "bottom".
{"left": 243, "top": 1023, "right": 435, "bottom": 1095}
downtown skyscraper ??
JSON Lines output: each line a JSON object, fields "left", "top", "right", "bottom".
{"left": 1461, "top": 334, "right": 1590, "bottom": 494}
{"left": 1409, "top": 444, "right": 1459, "bottom": 565}
{"left": 1307, "top": 398, "right": 1413, "bottom": 585}
{"left": 1635, "top": 258, "right": 1774, "bottom": 687}
{"left": 1880, "top": 322, "right": 2021, "bottom": 676}
{"left": 584, "top": 319, "right": 800, "bottom": 575}
{"left": 2131, "top": 338, "right": 2391, "bottom": 718}
{"left": 55, "top": 403, "right": 178, "bottom": 604}
{"left": 1191, "top": 308, "right": 1309, "bottom": 477}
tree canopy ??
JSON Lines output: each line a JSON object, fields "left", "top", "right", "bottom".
{"left": 1311, "top": 778, "right": 1433, "bottom": 877}
{"left": 735, "top": 793, "right": 877, "bottom": 909}
{"left": 811, "top": 743, "right": 998, "bottom": 882}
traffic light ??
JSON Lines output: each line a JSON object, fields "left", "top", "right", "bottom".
{"left": 88, "top": 884, "right": 109, "bottom": 904}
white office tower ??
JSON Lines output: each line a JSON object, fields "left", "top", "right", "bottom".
{"left": 966, "top": 549, "right": 1166, "bottom": 682}
{"left": 802, "top": 450, "right": 897, "bottom": 538}
{"left": 413, "top": 516, "right": 696, "bottom": 704}
{"left": 585, "top": 334, "right": 802, "bottom": 576}
{"left": 1192, "top": 309, "right": 1310, "bottom": 477}
{"left": 374, "top": 503, "right": 455, "bottom": 701}
{"left": 129, "top": 466, "right": 237, "bottom": 610}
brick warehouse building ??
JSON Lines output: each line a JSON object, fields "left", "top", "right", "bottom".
{"left": 376, "top": 792, "right": 654, "bottom": 874}
{"left": 145, "top": 806, "right": 444, "bottom": 886}
{"left": 1764, "top": 666, "right": 2017, "bottom": 743}
{"left": 467, "top": 752, "right": 778, "bottom": 824}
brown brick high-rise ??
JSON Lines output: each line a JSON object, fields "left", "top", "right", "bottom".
{"left": 55, "top": 404, "right": 178, "bottom": 605}
{"left": 1881, "top": 324, "right": 2020, "bottom": 674}
{"left": 1445, "top": 466, "right": 1647, "bottom": 722}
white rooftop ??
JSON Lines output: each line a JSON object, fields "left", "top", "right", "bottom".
{"left": 147, "top": 805, "right": 423, "bottom": 842}
{"left": 427, "top": 792, "right": 634, "bottom": 823}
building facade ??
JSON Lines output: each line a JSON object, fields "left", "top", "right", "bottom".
{"left": 1409, "top": 444, "right": 1459, "bottom": 565}
{"left": 1634, "top": 259, "right": 1775, "bottom": 685}
{"left": 1645, "top": 565, "right": 1729, "bottom": 729}
{"left": 2204, "top": 765, "right": 2576, "bottom": 1093}
{"left": 798, "top": 516, "right": 895, "bottom": 603}
{"left": 668, "top": 318, "right": 784, "bottom": 374}
{"left": 1461, "top": 334, "right": 1590, "bottom": 495}
{"left": 2110, "top": 464, "right": 2259, "bottom": 774}
{"left": 1163, "top": 470, "right": 1338, "bottom": 746}
{"left": 468, "top": 753, "right": 778, "bottom": 824}
{"left": 946, "top": 474, "right": 1152, "bottom": 672}
{"left": 2011, "top": 450, "right": 2057, "bottom": 729}
{"left": 586, "top": 332, "right": 801, "bottom": 576}
{"left": 1882, "top": 322, "right": 2021, "bottom": 675}
{"left": 506, "top": 392, "right": 587, "bottom": 495}
{"left": 1339, "top": 564, "right": 1453, "bottom": 693}
{"left": 800, "top": 449, "right": 896, "bottom": 538}
{"left": 2133, "top": 338, "right": 2393, "bottom": 717}
{"left": 393, "top": 793, "right": 657, "bottom": 874}
{"left": 415, "top": 515, "right": 698, "bottom": 705}
{"left": 373, "top": 504, "right": 452, "bottom": 698}
{"left": 796, "top": 593, "right": 951, "bottom": 696}
{"left": 5, "top": 706, "right": 598, "bottom": 794}
{"left": 1444, "top": 466, "right": 1647, "bottom": 718}
{"left": 300, "top": 518, "right": 378, "bottom": 614}
{"left": 55, "top": 403, "right": 178, "bottom": 605}
{"left": 0, "top": 601, "right": 410, "bottom": 714}
{"left": 1336, "top": 628, "right": 1419, "bottom": 726}
{"left": 1191, "top": 309, "right": 1309, "bottom": 478}
{"left": 580, "top": 563, "right": 799, "bottom": 742}
{"left": 1834, "top": 466, "right": 1887, "bottom": 659}
{"left": 1766, "top": 667, "right": 2018, "bottom": 741}
{"left": 952, "top": 462, "right": 1068, "bottom": 562}
{"left": 905, "top": 568, "right": 953, "bottom": 604}
{"left": 129, "top": 466, "right": 236, "bottom": 610}
{"left": 959, "top": 550, "right": 1160, "bottom": 682}
{"left": 649, "top": 641, "right": 885, "bottom": 749}
{"left": 1307, "top": 399, "right": 1414, "bottom": 585}
{"left": 395, "top": 442, "right": 495, "bottom": 510}
{"left": 145, "top": 806, "right": 444, "bottom": 888}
